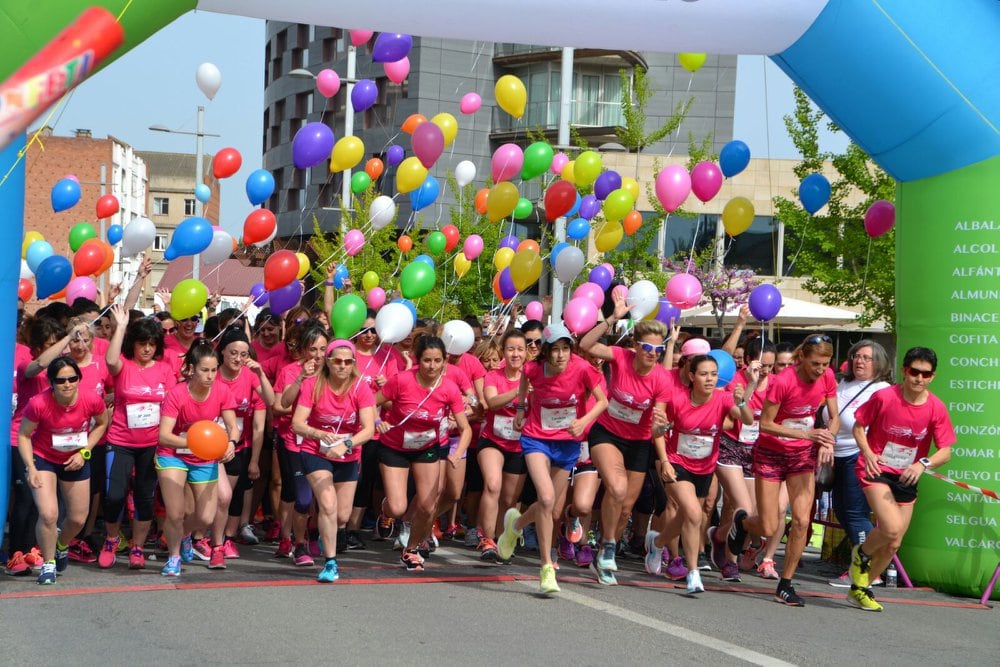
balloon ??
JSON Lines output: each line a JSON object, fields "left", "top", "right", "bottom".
{"left": 719, "top": 140, "right": 751, "bottom": 178}
{"left": 654, "top": 298, "right": 682, "bottom": 328}
{"left": 316, "top": 68, "right": 341, "bottom": 97}
{"left": 454, "top": 160, "right": 476, "bottom": 187}
{"left": 521, "top": 141, "right": 554, "bottom": 180}
{"left": 369, "top": 196, "right": 396, "bottom": 230}
{"left": 164, "top": 217, "right": 213, "bottom": 261}
{"left": 474, "top": 188, "right": 489, "bottom": 215}
{"left": 563, "top": 297, "right": 599, "bottom": 335}
{"left": 588, "top": 265, "right": 613, "bottom": 291}
{"left": 243, "top": 209, "right": 277, "bottom": 245}
{"left": 578, "top": 195, "right": 601, "bottom": 221}
{"left": 264, "top": 250, "right": 300, "bottom": 291}
{"left": 453, "top": 252, "right": 471, "bottom": 278}
{"left": 459, "top": 92, "right": 482, "bottom": 114}
{"left": 200, "top": 229, "right": 234, "bottom": 265}
{"left": 493, "top": 247, "right": 515, "bottom": 271}
{"left": 171, "top": 279, "right": 208, "bottom": 320}
{"left": 525, "top": 301, "right": 544, "bottom": 321}
{"left": 491, "top": 143, "right": 524, "bottom": 182}
{"left": 487, "top": 182, "right": 519, "bottom": 222}
{"left": 121, "top": 217, "right": 156, "bottom": 257}
{"left": 602, "top": 189, "right": 634, "bottom": 222}
{"left": 333, "top": 264, "right": 350, "bottom": 289}
{"left": 400, "top": 114, "right": 427, "bottom": 134}
{"left": 566, "top": 192, "right": 582, "bottom": 218}
{"left": 430, "top": 113, "right": 458, "bottom": 147}
{"left": 250, "top": 282, "right": 269, "bottom": 307}
{"left": 722, "top": 197, "right": 755, "bottom": 236}
{"left": 463, "top": 235, "right": 483, "bottom": 260}
{"left": 351, "top": 79, "right": 378, "bottom": 112}
{"left": 330, "top": 136, "right": 365, "bottom": 173}
{"left": 268, "top": 280, "right": 303, "bottom": 315}
{"left": 26, "top": 240, "right": 55, "bottom": 273}
{"left": 621, "top": 177, "right": 640, "bottom": 202}
{"left": 96, "top": 194, "right": 119, "bottom": 219}
{"left": 35, "top": 255, "right": 72, "bottom": 299}
{"left": 513, "top": 198, "right": 533, "bottom": 220}
{"left": 623, "top": 210, "right": 643, "bottom": 235}
{"left": 397, "top": 235, "right": 413, "bottom": 253}
{"left": 593, "top": 170, "right": 622, "bottom": 200}
{"left": 509, "top": 250, "right": 542, "bottom": 291}
{"left": 372, "top": 33, "right": 413, "bottom": 63}
{"left": 562, "top": 161, "right": 576, "bottom": 183}
{"left": 678, "top": 53, "right": 707, "bottom": 73}
{"left": 691, "top": 161, "right": 723, "bottom": 203}
{"left": 384, "top": 56, "right": 410, "bottom": 84}
{"left": 196, "top": 62, "right": 222, "bottom": 100}
{"left": 365, "top": 158, "right": 384, "bottom": 180}
{"left": 395, "top": 157, "right": 428, "bottom": 194}
{"left": 574, "top": 151, "right": 602, "bottom": 188}
{"left": 66, "top": 276, "right": 97, "bottom": 305}
{"left": 665, "top": 273, "right": 703, "bottom": 310}
{"left": 107, "top": 224, "right": 123, "bottom": 245}
{"left": 627, "top": 280, "right": 660, "bottom": 320}
{"left": 386, "top": 144, "right": 405, "bottom": 166}
{"left": 864, "top": 200, "right": 896, "bottom": 237}
{"left": 292, "top": 122, "right": 335, "bottom": 169}
{"left": 212, "top": 148, "right": 242, "bottom": 179}
{"left": 410, "top": 175, "right": 440, "bottom": 211}
{"left": 573, "top": 282, "right": 605, "bottom": 308}
{"left": 554, "top": 246, "right": 585, "bottom": 283}
{"left": 441, "top": 225, "right": 460, "bottom": 252}
{"left": 375, "top": 302, "right": 415, "bottom": 344}
{"left": 442, "top": 320, "right": 475, "bottom": 355}
{"left": 412, "top": 122, "right": 445, "bottom": 168}
{"left": 20, "top": 259, "right": 33, "bottom": 280}
{"left": 594, "top": 221, "right": 624, "bottom": 253}
{"left": 567, "top": 218, "right": 590, "bottom": 241}
{"left": 360, "top": 271, "right": 379, "bottom": 292}
{"left": 544, "top": 181, "right": 577, "bottom": 222}
{"left": 799, "top": 173, "right": 831, "bottom": 214}
{"left": 331, "top": 294, "right": 367, "bottom": 339}
{"left": 351, "top": 171, "right": 372, "bottom": 194}
{"left": 655, "top": 165, "right": 692, "bottom": 213}
{"left": 349, "top": 29, "right": 373, "bottom": 47}
{"left": 195, "top": 183, "right": 211, "bottom": 204}
{"left": 344, "top": 229, "right": 366, "bottom": 256}
{"left": 22, "top": 231, "right": 44, "bottom": 258}
{"left": 51, "top": 178, "right": 81, "bottom": 212}
{"left": 551, "top": 152, "right": 569, "bottom": 175}
{"left": 497, "top": 268, "right": 517, "bottom": 300}
{"left": 549, "top": 242, "right": 570, "bottom": 267}
{"left": 499, "top": 235, "right": 519, "bottom": 251}
{"left": 748, "top": 284, "right": 782, "bottom": 322}
{"left": 517, "top": 239, "right": 540, "bottom": 255}
{"left": 187, "top": 420, "right": 228, "bottom": 461}
{"left": 400, "top": 261, "right": 435, "bottom": 299}
{"left": 367, "top": 287, "right": 386, "bottom": 311}
{"left": 68, "top": 222, "right": 97, "bottom": 252}
{"left": 708, "top": 349, "right": 737, "bottom": 388}
{"left": 426, "top": 231, "right": 447, "bottom": 255}
{"left": 494, "top": 74, "right": 527, "bottom": 118}
{"left": 17, "top": 278, "right": 33, "bottom": 301}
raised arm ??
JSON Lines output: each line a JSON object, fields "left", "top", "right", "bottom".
{"left": 105, "top": 304, "right": 129, "bottom": 375}
{"left": 722, "top": 304, "right": 751, "bottom": 356}
{"left": 579, "top": 290, "right": 629, "bottom": 362}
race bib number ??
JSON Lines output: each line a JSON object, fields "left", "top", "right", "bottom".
{"left": 52, "top": 431, "right": 87, "bottom": 451}
{"left": 540, "top": 406, "right": 575, "bottom": 431}
{"left": 780, "top": 417, "right": 813, "bottom": 439}
{"left": 403, "top": 429, "right": 436, "bottom": 450}
{"left": 493, "top": 415, "right": 521, "bottom": 441}
{"left": 677, "top": 432, "right": 714, "bottom": 460}
{"left": 881, "top": 441, "right": 917, "bottom": 469}
{"left": 127, "top": 402, "right": 160, "bottom": 429}
{"left": 738, "top": 421, "right": 760, "bottom": 445}
{"left": 607, "top": 398, "right": 643, "bottom": 425}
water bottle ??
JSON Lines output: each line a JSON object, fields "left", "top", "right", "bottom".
{"left": 886, "top": 563, "right": 898, "bottom": 588}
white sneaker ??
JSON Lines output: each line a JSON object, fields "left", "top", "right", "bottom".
{"left": 393, "top": 522, "right": 411, "bottom": 551}
{"left": 238, "top": 523, "right": 259, "bottom": 545}
{"left": 686, "top": 568, "right": 705, "bottom": 595}
{"left": 644, "top": 530, "right": 662, "bottom": 576}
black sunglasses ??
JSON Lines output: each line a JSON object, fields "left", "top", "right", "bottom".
{"left": 905, "top": 366, "right": 934, "bottom": 379}
{"left": 525, "top": 338, "right": 542, "bottom": 347}
{"left": 164, "top": 326, "right": 177, "bottom": 334}
{"left": 182, "top": 315, "right": 201, "bottom": 323}
{"left": 53, "top": 375, "right": 80, "bottom": 385}
{"left": 358, "top": 327, "right": 376, "bottom": 336}
{"left": 805, "top": 334, "right": 832, "bottom": 345}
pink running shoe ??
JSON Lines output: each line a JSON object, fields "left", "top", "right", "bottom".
{"left": 68, "top": 538, "right": 97, "bottom": 563}
{"left": 574, "top": 544, "right": 594, "bottom": 568}
{"left": 274, "top": 537, "right": 293, "bottom": 558}
{"left": 293, "top": 543, "right": 314, "bottom": 566}
{"left": 192, "top": 537, "right": 212, "bottom": 561}
{"left": 264, "top": 520, "right": 281, "bottom": 543}
{"left": 208, "top": 546, "right": 226, "bottom": 570}
{"left": 128, "top": 547, "right": 146, "bottom": 570}
{"left": 223, "top": 539, "right": 240, "bottom": 559}
{"left": 97, "top": 537, "right": 119, "bottom": 569}
{"left": 757, "top": 558, "right": 779, "bottom": 580}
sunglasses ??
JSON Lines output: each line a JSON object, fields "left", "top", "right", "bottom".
{"left": 525, "top": 338, "right": 542, "bottom": 347}
{"left": 164, "top": 327, "right": 177, "bottom": 334}
{"left": 181, "top": 316, "right": 201, "bottom": 323}
{"left": 905, "top": 366, "right": 934, "bottom": 379}
{"left": 53, "top": 375, "right": 80, "bottom": 385}
{"left": 327, "top": 357, "right": 355, "bottom": 366}
{"left": 639, "top": 342, "right": 666, "bottom": 355}
{"left": 358, "top": 327, "right": 376, "bottom": 336}
{"left": 806, "top": 334, "right": 833, "bottom": 345}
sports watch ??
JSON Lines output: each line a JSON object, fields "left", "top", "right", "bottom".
{"left": 343, "top": 438, "right": 354, "bottom": 455}
{"left": 79, "top": 448, "right": 92, "bottom": 460}
{"left": 919, "top": 457, "right": 932, "bottom": 469}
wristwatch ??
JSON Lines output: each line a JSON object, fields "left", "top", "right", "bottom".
{"left": 919, "top": 457, "right": 932, "bottom": 469}
{"left": 79, "top": 448, "right": 92, "bottom": 460}
{"left": 343, "top": 438, "right": 354, "bottom": 455}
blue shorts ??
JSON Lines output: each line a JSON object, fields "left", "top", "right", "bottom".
{"left": 519, "top": 436, "right": 580, "bottom": 471}
{"left": 155, "top": 454, "right": 219, "bottom": 484}
{"left": 33, "top": 456, "right": 90, "bottom": 482}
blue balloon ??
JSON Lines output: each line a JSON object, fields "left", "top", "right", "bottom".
{"left": 409, "top": 175, "right": 440, "bottom": 211}
{"left": 707, "top": 349, "right": 737, "bottom": 388}
{"left": 35, "top": 254, "right": 72, "bottom": 299}
{"left": 386, "top": 145, "right": 405, "bottom": 167}
{"left": 799, "top": 173, "right": 832, "bottom": 215}
{"left": 719, "top": 140, "right": 751, "bottom": 178}
{"left": 567, "top": 217, "right": 590, "bottom": 241}
{"left": 245, "top": 169, "right": 275, "bottom": 206}
{"left": 413, "top": 254, "right": 435, "bottom": 268}
{"left": 50, "top": 178, "right": 81, "bottom": 213}
{"left": 107, "top": 224, "right": 123, "bottom": 245}
{"left": 390, "top": 298, "right": 418, "bottom": 323}
{"left": 26, "top": 240, "right": 54, "bottom": 273}
{"left": 333, "top": 263, "right": 350, "bottom": 289}
{"left": 165, "top": 216, "right": 213, "bottom": 260}
{"left": 566, "top": 192, "right": 582, "bottom": 218}
{"left": 550, "top": 241, "right": 570, "bottom": 268}
{"left": 194, "top": 183, "right": 212, "bottom": 204}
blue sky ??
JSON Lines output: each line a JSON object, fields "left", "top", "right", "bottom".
{"left": 47, "top": 11, "right": 847, "bottom": 237}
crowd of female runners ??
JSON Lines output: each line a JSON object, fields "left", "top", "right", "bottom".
{"left": 6, "top": 286, "right": 954, "bottom": 611}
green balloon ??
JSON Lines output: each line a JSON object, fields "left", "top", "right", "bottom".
{"left": 351, "top": 171, "right": 372, "bottom": 194}
{"left": 426, "top": 230, "right": 447, "bottom": 255}
{"left": 521, "top": 141, "right": 554, "bottom": 180}
{"left": 400, "top": 260, "right": 436, "bottom": 299}
{"left": 330, "top": 293, "right": 367, "bottom": 339}
{"left": 68, "top": 222, "right": 97, "bottom": 252}
{"left": 513, "top": 197, "right": 534, "bottom": 220}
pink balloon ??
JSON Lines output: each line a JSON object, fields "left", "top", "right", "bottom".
{"left": 491, "top": 143, "right": 524, "bottom": 183}
{"left": 551, "top": 152, "right": 569, "bottom": 175}
{"left": 563, "top": 297, "right": 599, "bottom": 335}
{"left": 690, "top": 161, "right": 723, "bottom": 203}
{"left": 64, "top": 174, "right": 79, "bottom": 183}
{"left": 367, "top": 287, "right": 386, "bottom": 310}
{"left": 66, "top": 276, "right": 97, "bottom": 305}
{"left": 864, "top": 199, "right": 895, "bottom": 238}
{"left": 655, "top": 165, "right": 692, "bottom": 213}
{"left": 573, "top": 282, "right": 605, "bottom": 308}
{"left": 525, "top": 300, "right": 544, "bottom": 321}
{"left": 611, "top": 284, "right": 628, "bottom": 302}
{"left": 411, "top": 121, "right": 445, "bottom": 169}
{"left": 316, "top": 69, "right": 341, "bottom": 98}
{"left": 459, "top": 92, "right": 482, "bottom": 114}
{"left": 349, "top": 30, "right": 373, "bottom": 47}
{"left": 462, "top": 234, "right": 484, "bottom": 260}
{"left": 601, "top": 262, "right": 615, "bottom": 278}
{"left": 665, "top": 273, "right": 703, "bottom": 310}
{"left": 384, "top": 57, "right": 410, "bottom": 85}
{"left": 344, "top": 229, "right": 366, "bottom": 256}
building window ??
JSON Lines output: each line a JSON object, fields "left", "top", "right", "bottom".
{"left": 184, "top": 198, "right": 196, "bottom": 215}
{"left": 154, "top": 234, "right": 168, "bottom": 251}
{"left": 153, "top": 197, "right": 169, "bottom": 215}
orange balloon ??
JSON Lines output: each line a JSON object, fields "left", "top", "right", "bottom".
{"left": 623, "top": 210, "right": 643, "bottom": 236}
{"left": 99, "top": 241, "right": 115, "bottom": 274}
{"left": 401, "top": 114, "right": 427, "bottom": 134}
{"left": 474, "top": 188, "right": 489, "bottom": 215}
{"left": 397, "top": 235, "right": 413, "bottom": 253}
{"left": 187, "top": 419, "right": 229, "bottom": 461}
{"left": 365, "top": 158, "right": 384, "bottom": 180}
{"left": 517, "top": 239, "right": 540, "bottom": 255}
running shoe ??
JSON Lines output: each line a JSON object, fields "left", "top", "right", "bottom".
{"left": 374, "top": 513, "right": 395, "bottom": 541}
{"left": 557, "top": 536, "right": 576, "bottom": 561}
{"left": 264, "top": 520, "right": 281, "bottom": 543}
{"left": 686, "top": 569, "right": 705, "bottom": 595}
{"left": 293, "top": 543, "right": 314, "bottom": 566}
{"left": 539, "top": 563, "right": 560, "bottom": 595}
{"left": 697, "top": 553, "right": 713, "bottom": 571}
{"left": 644, "top": 530, "right": 662, "bottom": 576}
{"left": 161, "top": 555, "right": 181, "bottom": 577}
{"left": 774, "top": 582, "right": 806, "bottom": 606}
{"left": 479, "top": 537, "right": 500, "bottom": 563}
{"left": 429, "top": 534, "right": 439, "bottom": 552}
{"left": 67, "top": 538, "right": 97, "bottom": 563}
{"left": 707, "top": 526, "right": 726, "bottom": 571}
{"left": 192, "top": 537, "right": 212, "bottom": 561}
{"left": 37, "top": 561, "right": 57, "bottom": 585}
{"left": 274, "top": 537, "right": 293, "bottom": 558}
{"left": 417, "top": 540, "right": 431, "bottom": 559}
{"left": 522, "top": 524, "right": 539, "bottom": 552}
{"left": 665, "top": 557, "right": 688, "bottom": 581}
{"left": 757, "top": 559, "right": 779, "bottom": 580}
{"left": 346, "top": 531, "right": 366, "bottom": 550}
{"left": 55, "top": 545, "right": 69, "bottom": 573}
{"left": 6, "top": 551, "right": 30, "bottom": 576}
{"left": 740, "top": 540, "right": 763, "bottom": 571}
{"left": 223, "top": 539, "right": 240, "bottom": 559}
{"left": 208, "top": 546, "right": 226, "bottom": 570}
{"left": 24, "top": 547, "right": 44, "bottom": 569}
{"left": 849, "top": 545, "right": 871, "bottom": 589}
{"left": 564, "top": 512, "right": 584, "bottom": 544}
{"left": 394, "top": 522, "right": 412, "bottom": 551}
{"left": 98, "top": 537, "right": 119, "bottom": 569}
{"left": 463, "top": 526, "right": 480, "bottom": 548}
{"left": 180, "top": 534, "right": 195, "bottom": 563}
{"left": 115, "top": 533, "right": 130, "bottom": 554}
{"left": 496, "top": 508, "right": 523, "bottom": 561}
{"left": 848, "top": 585, "right": 883, "bottom": 612}
{"left": 590, "top": 561, "right": 618, "bottom": 586}
{"left": 727, "top": 509, "right": 749, "bottom": 557}
{"left": 596, "top": 541, "right": 618, "bottom": 572}
{"left": 401, "top": 549, "right": 425, "bottom": 572}
{"left": 238, "top": 523, "right": 259, "bottom": 545}
{"left": 129, "top": 547, "right": 146, "bottom": 570}
{"left": 721, "top": 561, "right": 741, "bottom": 582}
{"left": 574, "top": 544, "right": 594, "bottom": 568}
{"left": 318, "top": 559, "right": 340, "bottom": 583}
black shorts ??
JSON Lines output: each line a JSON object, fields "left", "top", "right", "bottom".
{"left": 477, "top": 438, "right": 527, "bottom": 475}
{"left": 670, "top": 463, "right": 714, "bottom": 498}
{"left": 466, "top": 444, "right": 484, "bottom": 493}
{"left": 862, "top": 472, "right": 918, "bottom": 505}
{"left": 588, "top": 422, "right": 651, "bottom": 472}
{"left": 34, "top": 456, "right": 90, "bottom": 482}
{"left": 223, "top": 447, "right": 250, "bottom": 478}
{"left": 301, "top": 452, "right": 361, "bottom": 483}
{"left": 89, "top": 443, "right": 107, "bottom": 495}
{"left": 378, "top": 443, "right": 441, "bottom": 468}
{"left": 718, "top": 433, "right": 754, "bottom": 478}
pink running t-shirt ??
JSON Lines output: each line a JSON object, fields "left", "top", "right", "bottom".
{"left": 296, "top": 376, "right": 375, "bottom": 463}
{"left": 756, "top": 366, "right": 836, "bottom": 452}
{"left": 23, "top": 391, "right": 106, "bottom": 465}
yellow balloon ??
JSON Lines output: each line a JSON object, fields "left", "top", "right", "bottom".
{"left": 22, "top": 231, "right": 44, "bottom": 258}
{"left": 574, "top": 150, "right": 602, "bottom": 188}
{"left": 643, "top": 303, "right": 660, "bottom": 321}
{"left": 494, "top": 74, "right": 527, "bottom": 119}
{"left": 295, "top": 253, "right": 311, "bottom": 280}
{"left": 493, "top": 247, "right": 515, "bottom": 272}
{"left": 561, "top": 160, "right": 576, "bottom": 184}
{"left": 594, "top": 220, "right": 624, "bottom": 253}
{"left": 329, "top": 135, "right": 365, "bottom": 173}
{"left": 509, "top": 249, "right": 542, "bottom": 291}
{"left": 621, "top": 177, "right": 640, "bottom": 202}
{"left": 362, "top": 271, "right": 379, "bottom": 291}
{"left": 486, "top": 182, "right": 519, "bottom": 222}
{"left": 678, "top": 53, "right": 707, "bottom": 73}
{"left": 453, "top": 252, "right": 471, "bottom": 278}
{"left": 602, "top": 188, "right": 635, "bottom": 222}
{"left": 722, "top": 197, "right": 755, "bottom": 236}
{"left": 395, "top": 157, "right": 428, "bottom": 194}
{"left": 430, "top": 113, "right": 459, "bottom": 147}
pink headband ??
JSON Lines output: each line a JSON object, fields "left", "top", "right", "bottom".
{"left": 326, "top": 339, "right": 356, "bottom": 357}
{"left": 680, "top": 339, "right": 711, "bottom": 357}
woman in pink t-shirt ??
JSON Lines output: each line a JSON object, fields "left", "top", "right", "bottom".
{"left": 18, "top": 357, "right": 108, "bottom": 584}
{"left": 292, "top": 340, "right": 376, "bottom": 582}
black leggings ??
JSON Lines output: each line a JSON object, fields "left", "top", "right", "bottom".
{"left": 353, "top": 441, "right": 380, "bottom": 509}
{"left": 8, "top": 454, "right": 38, "bottom": 554}
{"left": 224, "top": 448, "right": 252, "bottom": 518}
{"left": 103, "top": 444, "right": 157, "bottom": 524}
{"left": 275, "top": 436, "right": 312, "bottom": 514}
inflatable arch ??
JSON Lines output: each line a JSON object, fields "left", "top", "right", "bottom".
{"left": 2, "top": 0, "right": 999, "bottom": 596}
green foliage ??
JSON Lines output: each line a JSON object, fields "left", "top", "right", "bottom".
{"left": 617, "top": 67, "right": 693, "bottom": 152}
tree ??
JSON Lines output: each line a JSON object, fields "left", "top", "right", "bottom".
{"left": 663, "top": 246, "right": 760, "bottom": 337}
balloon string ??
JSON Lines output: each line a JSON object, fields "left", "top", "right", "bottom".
{"left": 859, "top": 236, "right": 873, "bottom": 296}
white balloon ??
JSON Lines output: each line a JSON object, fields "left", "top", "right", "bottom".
{"left": 201, "top": 230, "right": 234, "bottom": 265}
{"left": 122, "top": 217, "right": 156, "bottom": 257}
{"left": 454, "top": 160, "right": 476, "bottom": 187}
{"left": 369, "top": 195, "right": 396, "bottom": 231}
{"left": 554, "top": 246, "right": 585, "bottom": 284}
{"left": 627, "top": 280, "right": 659, "bottom": 320}
{"left": 196, "top": 62, "right": 222, "bottom": 101}
{"left": 375, "top": 302, "right": 415, "bottom": 344}
{"left": 20, "top": 259, "right": 33, "bottom": 279}
{"left": 441, "top": 320, "right": 475, "bottom": 355}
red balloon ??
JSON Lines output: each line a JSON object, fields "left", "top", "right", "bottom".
{"left": 397, "top": 235, "right": 413, "bottom": 253}
{"left": 95, "top": 194, "right": 119, "bottom": 219}
{"left": 17, "top": 278, "right": 33, "bottom": 301}
{"left": 243, "top": 209, "right": 276, "bottom": 245}
{"left": 213, "top": 147, "right": 243, "bottom": 179}
{"left": 73, "top": 242, "right": 104, "bottom": 277}
{"left": 365, "top": 158, "right": 384, "bottom": 180}
{"left": 264, "top": 249, "right": 299, "bottom": 291}
{"left": 544, "top": 181, "right": 577, "bottom": 222}
{"left": 187, "top": 420, "right": 229, "bottom": 461}
{"left": 441, "top": 224, "right": 460, "bottom": 252}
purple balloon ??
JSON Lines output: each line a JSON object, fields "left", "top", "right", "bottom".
{"left": 250, "top": 282, "right": 268, "bottom": 307}
{"left": 748, "top": 284, "right": 782, "bottom": 322}
{"left": 578, "top": 194, "right": 601, "bottom": 221}
{"left": 371, "top": 33, "right": 413, "bottom": 63}
{"left": 351, "top": 79, "right": 379, "bottom": 112}
{"left": 654, "top": 298, "right": 681, "bottom": 328}
{"left": 386, "top": 144, "right": 405, "bottom": 166}
{"left": 593, "top": 171, "right": 622, "bottom": 201}
{"left": 499, "top": 267, "right": 517, "bottom": 300}
{"left": 588, "top": 265, "right": 612, "bottom": 291}
{"left": 499, "top": 235, "right": 519, "bottom": 251}
{"left": 269, "top": 280, "right": 303, "bottom": 315}
{"left": 292, "top": 122, "right": 335, "bottom": 170}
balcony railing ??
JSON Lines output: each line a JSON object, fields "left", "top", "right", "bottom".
{"left": 492, "top": 99, "right": 625, "bottom": 133}
{"left": 494, "top": 43, "right": 560, "bottom": 57}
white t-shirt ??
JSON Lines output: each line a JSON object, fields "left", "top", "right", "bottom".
{"left": 826, "top": 378, "right": 891, "bottom": 457}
